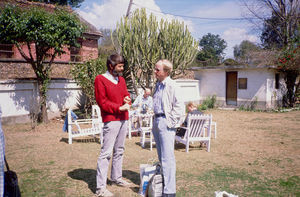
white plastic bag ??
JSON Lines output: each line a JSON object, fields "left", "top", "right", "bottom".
{"left": 139, "top": 164, "right": 156, "bottom": 196}
{"left": 147, "top": 173, "right": 163, "bottom": 197}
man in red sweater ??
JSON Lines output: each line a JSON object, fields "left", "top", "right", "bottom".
{"left": 94, "top": 54, "right": 131, "bottom": 197}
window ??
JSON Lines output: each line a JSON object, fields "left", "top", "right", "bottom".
{"left": 238, "top": 78, "right": 247, "bottom": 89}
{"left": 275, "top": 73, "right": 280, "bottom": 89}
{"left": 0, "top": 43, "right": 14, "bottom": 58}
{"left": 70, "top": 46, "right": 81, "bottom": 62}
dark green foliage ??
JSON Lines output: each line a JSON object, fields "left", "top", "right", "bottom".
{"left": 261, "top": 14, "right": 285, "bottom": 49}
{"left": 198, "top": 95, "right": 216, "bottom": 110}
{"left": 277, "top": 28, "right": 300, "bottom": 107}
{"left": 233, "top": 40, "right": 261, "bottom": 64}
{"left": 197, "top": 33, "right": 227, "bottom": 66}
{"left": 70, "top": 56, "right": 106, "bottom": 111}
{"left": 0, "top": 4, "right": 84, "bottom": 123}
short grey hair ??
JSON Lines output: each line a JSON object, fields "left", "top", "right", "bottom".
{"left": 157, "top": 59, "right": 173, "bottom": 75}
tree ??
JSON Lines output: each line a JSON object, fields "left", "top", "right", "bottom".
{"left": 241, "top": 0, "right": 299, "bottom": 48}
{"left": 260, "top": 14, "right": 284, "bottom": 49}
{"left": 233, "top": 40, "right": 261, "bottom": 64}
{"left": 196, "top": 33, "right": 227, "bottom": 66}
{"left": 241, "top": 0, "right": 299, "bottom": 107}
{"left": 30, "top": 0, "right": 84, "bottom": 8}
{"left": 0, "top": 5, "right": 84, "bottom": 123}
{"left": 98, "top": 28, "right": 118, "bottom": 57}
{"left": 115, "top": 8, "right": 198, "bottom": 93}
{"left": 70, "top": 57, "right": 106, "bottom": 114}
{"left": 277, "top": 33, "right": 300, "bottom": 107}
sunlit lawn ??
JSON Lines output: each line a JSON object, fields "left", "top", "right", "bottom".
{"left": 3, "top": 109, "right": 300, "bottom": 196}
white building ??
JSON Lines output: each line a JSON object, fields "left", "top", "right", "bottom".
{"left": 192, "top": 65, "right": 285, "bottom": 109}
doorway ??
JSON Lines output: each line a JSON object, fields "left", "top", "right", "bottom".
{"left": 226, "top": 71, "right": 237, "bottom": 105}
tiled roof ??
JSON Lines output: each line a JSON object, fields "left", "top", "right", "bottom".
{"left": 0, "top": 0, "right": 102, "bottom": 37}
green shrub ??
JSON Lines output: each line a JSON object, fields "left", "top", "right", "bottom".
{"left": 70, "top": 57, "right": 106, "bottom": 113}
{"left": 199, "top": 95, "right": 217, "bottom": 110}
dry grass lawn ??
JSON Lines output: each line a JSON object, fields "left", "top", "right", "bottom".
{"left": 3, "top": 109, "right": 300, "bottom": 196}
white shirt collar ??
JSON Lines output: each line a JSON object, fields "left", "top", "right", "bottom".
{"left": 103, "top": 71, "right": 119, "bottom": 84}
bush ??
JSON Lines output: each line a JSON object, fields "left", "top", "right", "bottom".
{"left": 70, "top": 57, "right": 106, "bottom": 113}
{"left": 223, "top": 58, "right": 239, "bottom": 66}
{"left": 199, "top": 95, "right": 217, "bottom": 110}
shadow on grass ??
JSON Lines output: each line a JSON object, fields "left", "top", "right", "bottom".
{"left": 123, "top": 170, "right": 140, "bottom": 193}
{"left": 68, "top": 169, "right": 140, "bottom": 194}
{"left": 68, "top": 168, "right": 97, "bottom": 193}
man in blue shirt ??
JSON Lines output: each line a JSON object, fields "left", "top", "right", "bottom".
{"left": 132, "top": 88, "right": 153, "bottom": 114}
{"left": 152, "top": 59, "right": 185, "bottom": 197}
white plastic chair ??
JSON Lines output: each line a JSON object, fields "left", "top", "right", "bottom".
{"left": 128, "top": 111, "right": 140, "bottom": 139}
{"left": 139, "top": 113, "right": 154, "bottom": 151}
{"left": 67, "top": 105, "right": 103, "bottom": 144}
{"left": 175, "top": 114, "right": 212, "bottom": 152}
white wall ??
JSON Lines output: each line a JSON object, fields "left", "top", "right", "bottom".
{"left": 0, "top": 80, "right": 36, "bottom": 117}
{"left": 0, "top": 79, "right": 82, "bottom": 122}
{"left": 194, "top": 68, "right": 284, "bottom": 109}
{"left": 47, "top": 80, "right": 83, "bottom": 114}
{"left": 237, "top": 69, "right": 270, "bottom": 102}
{"left": 0, "top": 79, "right": 201, "bottom": 123}
{"left": 175, "top": 79, "right": 200, "bottom": 103}
{"left": 194, "top": 69, "right": 226, "bottom": 104}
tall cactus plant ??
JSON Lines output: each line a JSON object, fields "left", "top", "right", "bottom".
{"left": 116, "top": 8, "right": 198, "bottom": 93}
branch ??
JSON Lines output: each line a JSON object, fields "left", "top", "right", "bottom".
{"left": 46, "top": 51, "right": 57, "bottom": 72}
{"left": 15, "top": 43, "right": 36, "bottom": 70}
{"left": 26, "top": 42, "right": 35, "bottom": 62}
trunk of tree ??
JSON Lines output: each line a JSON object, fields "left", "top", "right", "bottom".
{"left": 131, "top": 71, "right": 139, "bottom": 95}
{"left": 283, "top": 70, "right": 299, "bottom": 107}
{"left": 37, "top": 79, "right": 49, "bottom": 123}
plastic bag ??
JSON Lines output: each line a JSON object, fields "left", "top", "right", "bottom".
{"left": 147, "top": 173, "right": 163, "bottom": 197}
{"left": 139, "top": 164, "right": 157, "bottom": 196}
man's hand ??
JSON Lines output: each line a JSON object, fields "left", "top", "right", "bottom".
{"left": 124, "top": 96, "right": 131, "bottom": 104}
{"left": 119, "top": 103, "right": 130, "bottom": 111}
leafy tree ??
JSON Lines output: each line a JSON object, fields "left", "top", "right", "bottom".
{"left": 241, "top": 0, "right": 299, "bottom": 107}
{"left": 241, "top": 0, "right": 299, "bottom": 48}
{"left": 233, "top": 40, "right": 261, "bottom": 64}
{"left": 70, "top": 57, "right": 106, "bottom": 113}
{"left": 30, "top": 0, "right": 84, "bottom": 8}
{"left": 116, "top": 8, "right": 198, "bottom": 93}
{"left": 0, "top": 5, "right": 84, "bottom": 123}
{"left": 277, "top": 33, "right": 300, "bottom": 107}
{"left": 197, "top": 33, "right": 227, "bottom": 66}
{"left": 260, "top": 14, "right": 284, "bottom": 49}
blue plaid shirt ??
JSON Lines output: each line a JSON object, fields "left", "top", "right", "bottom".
{"left": 153, "top": 82, "right": 165, "bottom": 114}
{"left": 0, "top": 106, "right": 5, "bottom": 197}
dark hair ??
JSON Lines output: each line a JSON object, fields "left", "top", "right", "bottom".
{"left": 107, "top": 54, "right": 125, "bottom": 71}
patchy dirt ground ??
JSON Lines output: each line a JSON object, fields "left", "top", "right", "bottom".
{"left": 3, "top": 109, "right": 300, "bottom": 196}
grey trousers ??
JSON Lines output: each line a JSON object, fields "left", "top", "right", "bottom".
{"left": 152, "top": 116, "right": 176, "bottom": 194}
{"left": 96, "top": 120, "right": 128, "bottom": 189}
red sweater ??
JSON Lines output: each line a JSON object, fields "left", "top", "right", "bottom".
{"left": 94, "top": 74, "right": 130, "bottom": 122}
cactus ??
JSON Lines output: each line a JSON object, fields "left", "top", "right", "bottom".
{"left": 116, "top": 8, "right": 198, "bottom": 92}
